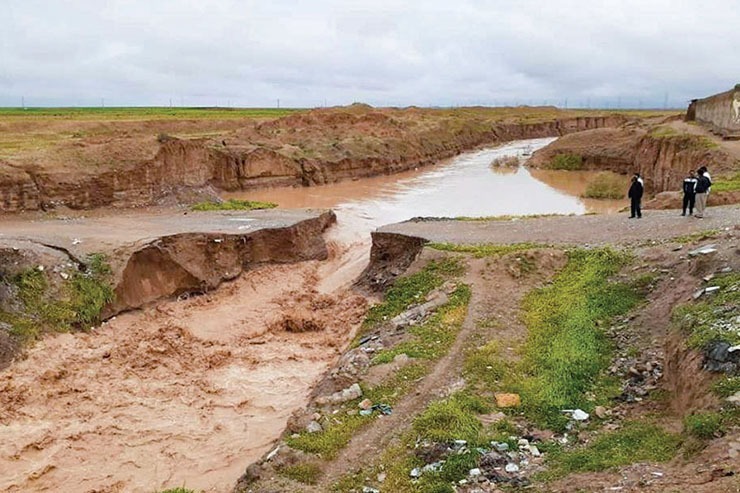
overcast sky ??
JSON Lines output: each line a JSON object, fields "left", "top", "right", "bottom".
{"left": 1, "top": 0, "right": 738, "bottom": 108}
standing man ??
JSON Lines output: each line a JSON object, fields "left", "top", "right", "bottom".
{"left": 699, "top": 166, "right": 711, "bottom": 195}
{"left": 694, "top": 168, "right": 712, "bottom": 218}
{"left": 682, "top": 170, "right": 697, "bottom": 216}
{"left": 628, "top": 173, "right": 643, "bottom": 219}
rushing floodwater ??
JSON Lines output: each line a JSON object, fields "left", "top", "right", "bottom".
{"left": 230, "top": 138, "right": 625, "bottom": 242}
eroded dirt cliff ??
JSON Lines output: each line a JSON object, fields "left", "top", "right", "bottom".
{"left": 0, "top": 106, "right": 631, "bottom": 212}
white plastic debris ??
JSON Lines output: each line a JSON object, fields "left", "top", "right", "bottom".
{"left": 505, "top": 463, "right": 519, "bottom": 473}
{"left": 265, "top": 445, "right": 280, "bottom": 461}
{"left": 410, "top": 467, "right": 421, "bottom": 478}
{"left": 705, "top": 286, "right": 720, "bottom": 294}
{"left": 562, "top": 409, "right": 590, "bottom": 421}
{"left": 689, "top": 244, "right": 717, "bottom": 256}
{"left": 469, "top": 468, "right": 481, "bottom": 477}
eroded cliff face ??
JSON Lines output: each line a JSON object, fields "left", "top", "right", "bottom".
{"left": 0, "top": 107, "right": 627, "bottom": 212}
{"left": 529, "top": 127, "right": 736, "bottom": 195}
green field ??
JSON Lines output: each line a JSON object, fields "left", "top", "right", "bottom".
{"left": 0, "top": 106, "right": 301, "bottom": 121}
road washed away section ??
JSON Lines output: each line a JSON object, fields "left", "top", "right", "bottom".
{"left": 0, "top": 208, "right": 368, "bottom": 493}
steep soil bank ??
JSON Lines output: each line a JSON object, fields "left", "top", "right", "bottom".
{"left": 528, "top": 123, "right": 739, "bottom": 200}
{"left": 0, "top": 209, "right": 335, "bottom": 368}
{"left": 0, "top": 106, "right": 633, "bottom": 212}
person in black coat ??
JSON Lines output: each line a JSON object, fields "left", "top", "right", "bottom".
{"left": 628, "top": 174, "right": 643, "bottom": 218}
{"left": 694, "top": 168, "right": 712, "bottom": 218}
{"left": 682, "top": 170, "right": 697, "bottom": 216}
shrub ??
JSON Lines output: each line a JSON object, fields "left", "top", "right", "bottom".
{"left": 583, "top": 172, "right": 626, "bottom": 199}
{"left": 548, "top": 153, "right": 583, "bottom": 170}
{"left": 684, "top": 412, "right": 724, "bottom": 439}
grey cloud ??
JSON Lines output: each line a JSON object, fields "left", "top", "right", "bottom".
{"left": 2, "top": 0, "right": 739, "bottom": 108}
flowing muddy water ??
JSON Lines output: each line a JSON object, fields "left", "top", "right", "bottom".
{"left": 232, "top": 138, "right": 624, "bottom": 244}
{"left": 0, "top": 138, "right": 624, "bottom": 493}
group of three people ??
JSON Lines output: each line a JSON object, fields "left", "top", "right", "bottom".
{"left": 627, "top": 167, "right": 712, "bottom": 219}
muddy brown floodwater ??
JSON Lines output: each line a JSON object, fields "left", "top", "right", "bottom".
{"left": 0, "top": 138, "right": 625, "bottom": 493}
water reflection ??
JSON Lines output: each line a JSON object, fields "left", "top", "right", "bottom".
{"left": 227, "top": 138, "right": 625, "bottom": 241}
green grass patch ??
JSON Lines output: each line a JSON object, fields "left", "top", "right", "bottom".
{"left": 371, "top": 284, "right": 471, "bottom": 364}
{"left": 429, "top": 242, "right": 546, "bottom": 259}
{"left": 1, "top": 254, "right": 114, "bottom": 344}
{"left": 671, "top": 272, "right": 740, "bottom": 349}
{"left": 286, "top": 362, "right": 428, "bottom": 459}
{"left": 684, "top": 411, "right": 724, "bottom": 439}
{"left": 548, "top": 153, "right": 583, "bottom": 170}
{"left": 712, "top": 376, "right": 740, "bottom": 398}
{"left": 191, "top": 199, "right": 277, "bottom": 211}
{"left": 712, "top": 171, "right": 740, "bottom": 193}
{"left": 463, "top": 340, "right": 508, "bottom": 389}
{"left": 277, "top": 462, "right": 322, "bottom": 485}
{"left": 507, "top": 248, "right": 641, "bottom": 430}
{"left": 672, "top": 229, "right": 721, "bottom": 244}
{"left": 157, "top": 488, "right": 197, "bottom": 493}
{"left": 412, "top": 392, "right": 490, "bottom": 444}
{"left": 360, "top": 258, "right": 464, "bottom": 332}
{"left": 650, "top": 126, "right": 679, "bottom": 138}
{"left": 0, "top": 106, "right": 299, "bottom": 121}
{"left": 543, "top": 422, "right": 680, "bottom": 479}
{"left": 583, "top": 171, "right": 626, "bottom": 199}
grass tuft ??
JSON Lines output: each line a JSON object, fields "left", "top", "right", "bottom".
{"left": 543, "top": 421, "right": 680, "bottom": 479}
{"left": 429, "top": 242, "right": 546, "bottom": 258}
{"left": 278, "top": 462, "right": 323, "bottom": 485}
{"left": 712, "top": 171, "right": 740, "bottom": 193}
{"left": 360, "top": 258, "right": 464, "bottom": 331}
{"left": 684, "top": 411, "right": 725, "bottom": 439}
{"left": 548, "top": 153, "right": 583, "bottom": 170}
{"left": 672, "top": 272, "right": 740, "bottom": 349}
{"left": 191, "top": 199, "right": 277, "bottom": 211}
{"left": 583, "top": 172, "right": 626, "bottom": 199}
{"left": 412, "top": 392, "right": 489, "bottom": 443}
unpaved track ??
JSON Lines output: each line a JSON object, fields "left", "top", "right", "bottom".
{"left": 0, "top": 258, "right": 366, "bottom": 493}
{"left": 379, "top": 205, "right": 740, "bottom": 246}
{"left": 318, "top": 250, "right": 566, "bottom": 487}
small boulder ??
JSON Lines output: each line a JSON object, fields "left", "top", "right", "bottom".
{"left": 306, "top": 421, "right": 323, "bottom": 433}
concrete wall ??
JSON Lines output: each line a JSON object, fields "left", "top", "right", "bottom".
{"left": 688, "top": 85, "right": 740, "bottom": 139}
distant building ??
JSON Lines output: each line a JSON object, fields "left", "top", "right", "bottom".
{"left": 686, "top": 84, "right": 740, "bottom": 140}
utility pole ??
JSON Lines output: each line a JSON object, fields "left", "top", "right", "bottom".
{"left": 21, "top": 96, "right": 25, "bottom": 109}
{"left": 277, "top": 98, "right": 280, "bottom": 109}
{"left": 101, "top": 97, "right": 105, "bottom": 108}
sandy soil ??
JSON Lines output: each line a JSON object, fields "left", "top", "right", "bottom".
{"left": 0, "top": 258, "right": 367, "bottom": 493}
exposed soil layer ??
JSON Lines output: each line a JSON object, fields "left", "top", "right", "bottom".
{"left": 0, "top": 106, "right": 633, "bottom": 212}
{"left": 527, "top": 119, "right": 739, "bottom": 200}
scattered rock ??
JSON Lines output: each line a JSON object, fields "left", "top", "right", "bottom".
{"left": 688, "top": 244, "right": 718, "bottom": 257}
{"left": 563, "top": 409, "right": 589, "bottom": 421}
{"left": 359, "top": 398, "right": 373, "bottom": 410}
{"left": 315, "top": 382, "right": 363, "bottom": 405}
{"left": 594, "top": 406, "right": 608, "bottom": 419}
{"left": 306, "top": 421, "right": 322, "bottom": 433}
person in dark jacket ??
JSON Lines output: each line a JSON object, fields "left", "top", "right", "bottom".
{"left": 694, "top": 168, "right": 712, "bottom": 218}
{"left": 682, "top": 170, "right": 697, "bottom": 216}
{"left": 628, "top": 174, "right": 643, "bottom": 218}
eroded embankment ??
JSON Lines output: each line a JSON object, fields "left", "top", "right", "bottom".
{"left": 0, "top": 210, "right": 370, "bottom": 493}
{"left": 0, "top": 106, "right": 627, "bottom": 212}
{"left": 527, "top": 123, "right": 740, "bottom": 206}
{"left": 236, "top": 219, "right": 739, "bottom": 493}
